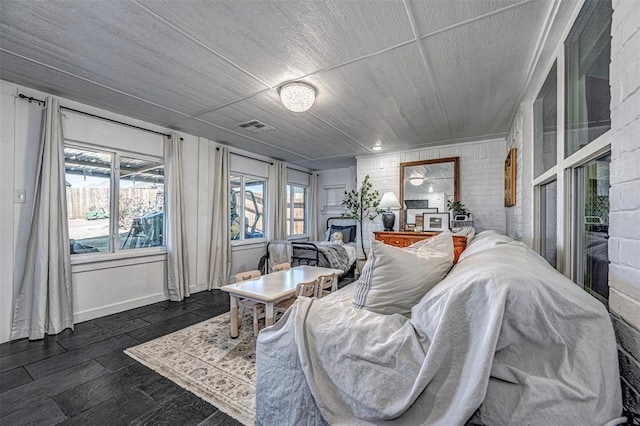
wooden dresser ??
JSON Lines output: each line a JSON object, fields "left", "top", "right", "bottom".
{"left": 373, "top": 231, "right": 467, "bottom": 263}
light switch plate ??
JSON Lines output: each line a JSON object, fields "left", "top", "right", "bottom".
{"left": 14, "top": 190, "right": 26, "bottom": 203}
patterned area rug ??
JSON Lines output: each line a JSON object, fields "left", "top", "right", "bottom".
{"left": 125, "top": 312, "right": 256, "bottom": 425}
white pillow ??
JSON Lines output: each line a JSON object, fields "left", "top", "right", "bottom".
{"left": 352, "top": 236, "right": 453, "bottom": 315}
{"left": 415, "top": 231, "right": 455, "bottom": 260}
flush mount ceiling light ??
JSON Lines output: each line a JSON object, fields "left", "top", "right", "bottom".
{"left": 279, "top": 82, "right": 316, "bottom": 112}
{"left": 409, "top": 175, "right": 424, "bottom": 186}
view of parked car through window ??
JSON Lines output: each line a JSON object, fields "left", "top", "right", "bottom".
{"left": 65, "top": 146, "right": 164, "bottom": 254}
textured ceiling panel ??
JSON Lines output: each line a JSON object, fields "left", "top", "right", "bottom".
{"left": 307, "top": 43, "right": 451, "bottom": 152}
{"left": 0, "top": 0, "right": 557, "bottom": 170}
{"left": 196, "top": 90, "right": 370, "bottom": 159}
{"left": 421, "top": 1, "right": 548, "bottom": 140}
{"left": 410, "top": 0, "right": 521, "bottom": 36}
{"left": 137, "top": 0, "right": 415, "bottom": 87}
{"left": 168, "top": 117, "right": 308, "bottom": 164}
{"left": 0, "top": 0, "right": 267, "bottom": 115}
{"left": 0, "top": 51, "right": 189, "bottom": 126}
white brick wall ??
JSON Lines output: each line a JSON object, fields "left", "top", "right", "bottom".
{"left": 609, "top": 0, "right": 640, "bottom": 329}
{"left": 357, "top": 138, "right": 507, "bottom": 255}
{"left": 506, "top": 107, "right": 524, "bottom": 240}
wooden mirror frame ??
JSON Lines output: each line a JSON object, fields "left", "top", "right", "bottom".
{"left": 399, "top": 157, "right": 460, "bottom": 231}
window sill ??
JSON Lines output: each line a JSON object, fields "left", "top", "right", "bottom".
{"left": 70, "top": 247, "right": 167, "bottom": 266}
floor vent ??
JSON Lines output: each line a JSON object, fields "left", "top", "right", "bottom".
{"left": 237, "top": 120, "right": 275, "bottom": 133}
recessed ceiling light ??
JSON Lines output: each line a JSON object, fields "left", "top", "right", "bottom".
{"left": 409, "top": 175, "right": 424, "bottom": 186}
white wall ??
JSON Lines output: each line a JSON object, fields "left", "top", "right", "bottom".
{"left": 357, "top": 138, "right": 507, "bottom": 255}
{"left": 608, "top": 0, "right": 640, "bottom": 329}
{"left": 505, "top": 106, "right": 533, "bottom": 244}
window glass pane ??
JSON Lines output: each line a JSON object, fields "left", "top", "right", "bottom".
{"left": 230, "top": 176, "right": 242, "bottom": 240}
{"left": 118, "top": 156, "right": 164, "bottom": 250}
{"left": 65, "top": 147, "right": 111, "bottom": 254}
{"left": 244, "top": 178, "right": 265, "bottom": 239}
{"left": 534, "top": 62, "right": 557, "bottom": 177}
{"left": 575, "top": 153, "right": 610, "bottom": 300}
{"left": 293, "top": 186, "right": 306, "bottom": 235}
{"left": 540, "top": 180, "right": 557, "bottom": 268}
{"left": 565, "top": 0, "right": 611, "bottom": 157}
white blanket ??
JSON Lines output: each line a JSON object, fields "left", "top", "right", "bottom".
{"left": 256, "top": 240, "right": 621, "bottom": 425}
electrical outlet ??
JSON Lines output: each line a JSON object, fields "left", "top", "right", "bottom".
{"left": 14, "top": 190, "right": 26, "bottom": 203}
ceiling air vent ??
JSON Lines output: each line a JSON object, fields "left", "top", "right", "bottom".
{"left": 237, "top": 120, "right": 275, "bottom": 134}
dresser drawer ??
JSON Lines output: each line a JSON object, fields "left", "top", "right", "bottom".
{"left": 374, "top": 234, "right": 389, "bottom": 244}
{"left": 402, "top": 236, "right": 427, "bottom": 247}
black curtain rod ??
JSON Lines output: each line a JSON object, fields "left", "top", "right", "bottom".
{"left": 17, "top": 94, "right": 182, "bottom": 140}
{"left": 217, "top": 148, "right": 274, "bottom": 166}
{"left": 287, "top": 166, "right": 313, "bottom": 176}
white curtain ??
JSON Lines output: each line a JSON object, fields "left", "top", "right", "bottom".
{"left": 308, "top": 172, "right": 318, "bottom": 241}
{"left": 164, "top": 132, "right": 189, "bottom": 301}
{"left": 208, "top": 146, "right": 231, "bottom": 289}
{"left": 11, "top": 98, "right": 73, "bottom": 340}
{"left": 268, "top": 161, "right": 288, "bottom": 240}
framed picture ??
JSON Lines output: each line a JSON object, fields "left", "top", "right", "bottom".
{"left": 423, "top": 212, "right": 451, "bottom": 232}
{"left": 406, "top": 208, "right": 438, "bottom": 225}
{"left": 504, "top": 148, "right": 516, "bottom": 207}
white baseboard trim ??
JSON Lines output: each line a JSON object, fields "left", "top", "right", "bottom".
{"left": 73, "top": 292, "right": 168, "bottom": 323}
{"left": 73, "top": 282, "right": 231, "bottom": 324}
{"left": 189, "top": 283, "right": 210, "bottom": 293}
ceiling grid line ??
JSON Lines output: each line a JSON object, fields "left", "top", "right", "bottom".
{"left": 131, "top": 0, "right": 273, "bottom": 91}
{"left": 189, "top": 116, "right": 312, "bottom": 161}
{"left": 166, "top": 38, "right": 420, "bottom": 128}
{"left": 162, "top": 88, "right": 273, "bottom": 128}
{"left": 0, "top": 49, "right": 311, "bottom": 163}
{"left": 506, "top": 0, "right": 562, "bottom": 129}
{"left": 402, "top": 0, "right": 453, "bottom": 140}
{"left": 418, "top": 0, "right": 537, "bottom": 41}
{"left": 0, "top": 48, "right": 192, "bottom": 118}
{"left": 307, "top": 112, "right": 373, "bottom": 153}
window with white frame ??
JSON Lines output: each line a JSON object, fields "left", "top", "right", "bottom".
{"left": 230, "top": 174, "right": 267, "bottom": 241}
{"left": 539, "top": 179, "right": 558, "bottom": 268}
{"left": 534, "top": 62, "right": 557, "bottom": 178}
{"left": 564, "top": 0, "right": 612, "bottom": 157}
{"left": 574, "top": 153, "right": 610, "bottom": 302}
{"left": 287, "top": 184, "right": 308, "bottom": 237}
{"left": 64, "top": 145, "right": 165, "bottom": 255}
{"left": 324, "top": 184, "right": 345, "bottom": 209}
{"left": 532, "top": 0, "right": 611, "bottom": 301}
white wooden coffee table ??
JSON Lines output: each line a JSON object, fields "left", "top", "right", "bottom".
{"left": 222, "top": 265, "right": 343, "bottom": 338}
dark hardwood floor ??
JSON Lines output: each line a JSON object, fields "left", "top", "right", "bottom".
{"left": 0, "top": 290, "right": 242, "bottom": 426}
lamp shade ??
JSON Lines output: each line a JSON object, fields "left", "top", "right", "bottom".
{"left": 379, "top": 192, "right": 400, "bottom": 209}
{"left": 279, "top": 82, "right": 316, "bottom": 112}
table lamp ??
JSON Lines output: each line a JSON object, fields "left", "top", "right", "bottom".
{"left": 379, "top": 192, "right": 400, "bottom": 231}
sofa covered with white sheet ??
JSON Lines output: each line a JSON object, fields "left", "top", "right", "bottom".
{"left": 255, "top": 231, "right": 622, "bottom": 425}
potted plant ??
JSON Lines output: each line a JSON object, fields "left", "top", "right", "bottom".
{"left": 447, "top": 200, "right": 467, "bottom": 217}
{"left": 341, "top": 175, "right": 383, "bottom": 260}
